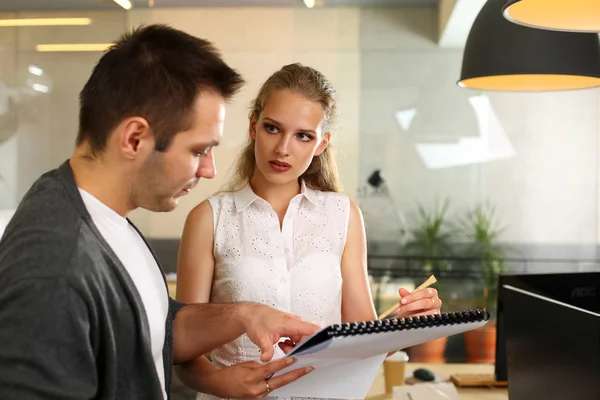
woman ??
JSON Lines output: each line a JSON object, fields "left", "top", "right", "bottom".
{"left": 176, "top": 63, "right": 442, "bottom": 399}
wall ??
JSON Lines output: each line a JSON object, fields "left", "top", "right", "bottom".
{"left": 0, "top": 10, "right": 128, "bottom": 209}
{"left": 126, "top": 7, "right": 361, "bottom": 238}
{"left": 0, "top": 14, "right": 20, "bottom": 211}
{"left": 0, "top": 7, "right": 361, "bottom": 240}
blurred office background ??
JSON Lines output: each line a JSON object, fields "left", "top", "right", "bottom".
{"left": 0, "top": 0, "right": 599, "bottom": 393}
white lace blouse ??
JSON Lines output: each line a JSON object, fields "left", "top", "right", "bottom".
{"left": 201, "top": 181, "right": 351, "bottom": 399}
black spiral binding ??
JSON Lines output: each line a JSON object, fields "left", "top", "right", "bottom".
{"left": 291, "top": 308, "right": 490, "bottom": 355}
{"left": 326, "top": 308, "right": 490, "bottom": 337}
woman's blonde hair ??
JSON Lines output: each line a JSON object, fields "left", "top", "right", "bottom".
{"left": 222, "top": 63, "right": 342, "bottom": 193}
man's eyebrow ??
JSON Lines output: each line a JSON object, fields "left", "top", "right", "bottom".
{"left": 198, "top": 140, "right": 220, "bottom": 148}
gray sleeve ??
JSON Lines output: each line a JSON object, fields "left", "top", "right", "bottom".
{"left": 0, "top": 278, "right": 97, "bottom": 400}
{"left": 169, "top": 297, "right": 187, "bottom": 321}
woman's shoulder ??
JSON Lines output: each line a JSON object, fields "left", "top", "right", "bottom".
{"left": 307, "top": 185, "right": 349, "bottom": 199}
{"left": 310, "top": 190, "right": 367, "bottom": 220}
{"left": 186, "top": 198, "right": 214, "bottom": 221}
{"left": 308, "top": 188, "right": 351, "bottom": 209}
{"left": 202, "top": 193, "right": 229, "bottom": 214}
{"left": 207, "top": 191, "right": 234, "bottom": 203}
{"left": 185, "top": 192, "right": 233, "bottom": 217}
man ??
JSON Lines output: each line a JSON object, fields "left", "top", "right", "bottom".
{"left": 0, "top": 24, "right": 318, "bottom": 399}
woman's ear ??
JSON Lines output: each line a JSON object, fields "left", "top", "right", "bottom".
{"left": 314, "top": 132, "right": 331, "bottom": 156}
{"left": 249, "top": 111, "right": 258, "bottom": 141}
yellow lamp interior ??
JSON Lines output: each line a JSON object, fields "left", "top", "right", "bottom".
{"left": 458, "top": 74, "right": 600, "bottom": 91}
{"left": 504, "top": 0, "right": 600, "bottom": 32}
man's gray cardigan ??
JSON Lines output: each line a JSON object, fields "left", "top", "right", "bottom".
{"left": 0, "top": 160, "right": 186, "bottom": 399}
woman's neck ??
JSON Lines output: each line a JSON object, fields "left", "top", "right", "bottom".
{"left": 249, "top": 169, "right": 301, "bottom": 211}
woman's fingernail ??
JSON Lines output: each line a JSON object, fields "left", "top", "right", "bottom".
{"left": 287, "top": 357, "right": 295, "bottom": 364}
{"left": 305, "top": 366, "right": 313, "bottom": 373}
{"left": 395, "top": 307, "right": 401, "bottom": 314}
{"left": 401, "top": 298, "right": 408, "bottom": 304}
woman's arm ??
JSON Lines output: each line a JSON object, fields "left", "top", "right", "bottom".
{"left": 338, "top": 199, "right": 441, "bottom": 359}
{"left": 176, "top": 199, "right": 215, "bottom": 305}
{"left": 174, "top": 200, "right": 221, "bottom": 391}
{"left": 339, "top": 199, "right": 441, "bottom": 322}
{"left": 340, "top": 199, "right": 378, "bottom": 323}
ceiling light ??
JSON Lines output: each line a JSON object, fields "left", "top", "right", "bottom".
{"left": 28, "top": 65, "right": 43, "bottom": 76}
{"left": 458, "top": 0, "right": 600, "bottom": 91}
{"left": 113, "top": 0, "right": 132, "bottom": 10}
{"left": 0, "top": 18, "right": 91, "bottom": 27}
{"left": 503, "top": 0, "right": 600, "bottom": 33}
{"left": 35, "top": 43, "right": 113, "bottom": 52}
{"left": 304, "top": 0, "right": 316, "bottom": 8}
{"left": 32, "top": 83, "right": 50, "bottom": 94}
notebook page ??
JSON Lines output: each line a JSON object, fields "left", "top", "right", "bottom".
{"left": 269, "top": 319, "right": 488, "bottom": 398}
{"left": 269, "top": 353, "right": 387, "bottom": 398}
{"left": 274, "top": 319, "right": 487, "bottom": 376}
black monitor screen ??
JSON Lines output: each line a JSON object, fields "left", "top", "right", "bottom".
{"left": 495, "top": 272, "right": 600, "bottom": 381}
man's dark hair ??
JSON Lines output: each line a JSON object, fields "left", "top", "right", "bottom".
{"left": 76, "top": 24, "right": 245, "bottom": 154}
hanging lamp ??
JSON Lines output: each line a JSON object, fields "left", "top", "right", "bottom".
{"left": 458, "top": 0, "right": 600, "bottom": 91}
{"left": 503, "top": 0, "right": 600, "bottom": 33}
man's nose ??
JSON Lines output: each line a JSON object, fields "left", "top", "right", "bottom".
{"left": 197, "top": 151, "right": 216, "bottom": 179}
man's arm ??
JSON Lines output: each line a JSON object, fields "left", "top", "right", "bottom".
{"left": 0, "top": 278, "right": 96, "bottom": 399}
{"left": 171, "top": 302, "right": 245, "bottom": 364}
{"left": 172, "top": 302, "right": 320, "bottom": 365}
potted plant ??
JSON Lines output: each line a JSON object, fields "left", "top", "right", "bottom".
{"left": 402, "top": 198, "right": 454, "bottom": 363}
{"left": 458, "top": 203, "right": 506, "bottom": 364}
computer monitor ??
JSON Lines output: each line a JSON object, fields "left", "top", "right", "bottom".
{"left": 495, "top": 272, "right": 600, "bottom": 381}
{"left": 502, "top": 283, "right": 600, "bottom": 399}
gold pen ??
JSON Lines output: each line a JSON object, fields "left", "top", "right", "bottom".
{"left": 377, "top": 275, "right": 437, "bottom": 319}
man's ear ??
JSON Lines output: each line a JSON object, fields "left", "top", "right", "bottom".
{"left": 118, "top": 117, "right": 153, "bottom": 159}
{"left": 249, "top": 111, "right": 258, "bottom": 141}
{"left": 314, "top": 132, "right": 331, "bottom": 156}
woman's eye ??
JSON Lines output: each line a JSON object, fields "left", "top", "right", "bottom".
{"left": 264, "top": 123, "right": 278, "bottom": 133}
{"left": 297, "top": 132, "right": 313, "bottom": 141}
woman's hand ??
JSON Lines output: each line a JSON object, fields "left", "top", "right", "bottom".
{"left": 204, "top": 357, "right": 312, "bottom": 399}
{"left": 393, "top": 287, "right": 442, "bottom": 318}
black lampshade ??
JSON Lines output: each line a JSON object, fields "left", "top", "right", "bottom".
{"left": 503, "top": 0, "right": 600, "bottom": 33}
{"left": 458, "top": 0, "right": 600, "bottom": 91}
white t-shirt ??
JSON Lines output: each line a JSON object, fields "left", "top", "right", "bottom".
{"left": 79, "top": 188, "right": 169, "bottom": 399}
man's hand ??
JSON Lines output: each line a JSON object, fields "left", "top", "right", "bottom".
{"left": 241, "top": 304, "right": 320, "bottom": 362}
{"left": 205, "top": 357, "right": 312, "bottom": 399}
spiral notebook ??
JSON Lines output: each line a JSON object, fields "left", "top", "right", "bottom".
{"left": 269, "top": 309, "right": 490, "bottom": 399}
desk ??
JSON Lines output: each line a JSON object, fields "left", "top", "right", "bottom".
{"left": 366, "top": 363, "right": 508, "bottom": 400}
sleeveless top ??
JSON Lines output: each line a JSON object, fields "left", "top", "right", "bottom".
{"left": 201, "top": 181, "right": 351, "bottom": 400}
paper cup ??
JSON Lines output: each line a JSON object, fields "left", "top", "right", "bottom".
{"left": 384, "top": 351, "right": 409, "bottom": 393}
